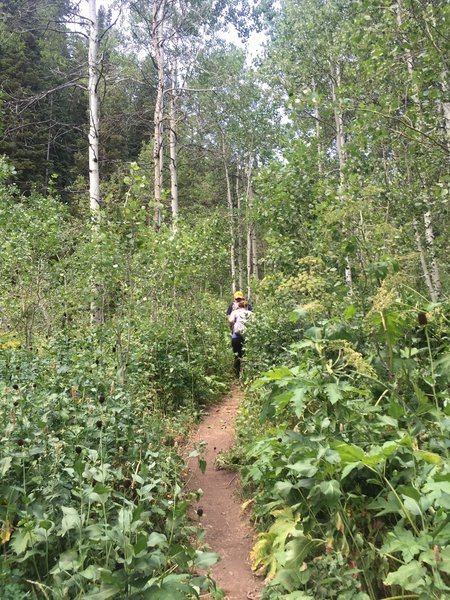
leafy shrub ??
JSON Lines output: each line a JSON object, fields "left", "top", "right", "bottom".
{"left": 237, "top": 298, "right": 450, "bottom": 599}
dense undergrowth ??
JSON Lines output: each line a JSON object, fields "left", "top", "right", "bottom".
{"left": 0, "top": 169, "right": 232, "bottom": 599}
{"left": 234, "top": 278, "right": 450, "bottom": 600}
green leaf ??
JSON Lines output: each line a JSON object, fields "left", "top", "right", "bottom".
{"left": 402, "top": 495, "right": 422, "bottom": 516}
{"left": 60, "top": 506, "right": 81, "bottom": 536}
{"left": 83, "top": 586, "right": 122, "bottom": 600}
{"left": 384, "top": 561, "right": 428, "bottom": 591}
{"left": 319, "top": 480, "right": 341, "bottom": 500}
{"left": 55, "top": 549, "right": 79, "bottom": 572}
{"left": 147, "top": 532, "right": 167, "bottom": 548}
{"left": 341, "top": 462, "right": 360, "bottom": 480}
{"left": 144, "top": 577, "right": 197, "bottom": 599}
{"left": 286, "top": 459, "right": 318, "bottom": 477}
{"left": 325, "top": 383, "right": 342, "bottom": 405}
{"left": 79, "top": 565, "right": 98, "bottom": 580}
{"left": 194, "top": 550, "right": 220, "bottom": 569}
{"left": 261, "top": 366, "right": 293, "bottom": 380}
{"left": 11, "top": 529, "right": 35, "bottom": 555}
{"left": 274, "top": 480, "right": 294, "bottom": 499}
{"left": 381, "top": 525, "right": 430, "bottom": 562}
{"left": 290, "top": 308, "right": 307, "bottom": 322}
{"left": 39, "top": 519, "right": 53, "bottom": 531}
{"left": 0, "top": 456, "right": 12, "bottom": 476}
{"left": 414, "top": 450, "right": 442, "bottom": 464}
{"left": 333, "top": 442, "right": 365, "bottom": 463}
{"left": 133, "top": 532, "right": 148, "bottom": 556}
{"left": 343, "top": 304, "right": 357, "bottom": 320}
{"left": 282, "top": 535, "right": 322, "bottom": 568}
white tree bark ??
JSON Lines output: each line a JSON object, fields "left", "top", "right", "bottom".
{"left": 236, "top": 170, "right": 244, "bottom": 291}
{"left": 397, "top": 0, "right": 441, "bottom": 300}
{"left": 312, "top": 77, "right": 322, "bottom": 176}
{"left": 245, "top": 159, "right": 258, "bottom": 301}
{"left": 222, "top": 136, "right": 236, "bottom": 293}
{"left": 169, "top": 58, "right": 179, "bottom": 230}
{"left": 425, "top": 6, "right": 450, "bottom": 150}
{"left": 152, "top": 0, "right": 165, "bottom": 229}
{"left": 88, "top": 0, "right": 100, "bottom": 219}
{"left": 439, "top": 71, "right": 450, "bottom": 152}
{"left": 423, "top": 210, "right": 441, "bottom": 301}
{"left": 330, "top": 60, "right": 346, "bottom": 184}
{"left": 414, "top": 218, "right": 435, "bottom": 301}
{"left": 330, "top": 58, "right": 352, "bottom": 290}
{"left": 248, "top": 183, "right": 259, "bottom": 281}
{"left": 88, "top": 0, "right": 102, "bottom": 323}
{"left": 246, "top": 222, "right": 252, "bottom": 300}
{"left": 44, "top": 96, "right": 53, "bottom": 191}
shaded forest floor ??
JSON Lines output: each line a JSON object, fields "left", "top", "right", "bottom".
{"left": 186, "top": 387, "right": 263, "bottom": 600}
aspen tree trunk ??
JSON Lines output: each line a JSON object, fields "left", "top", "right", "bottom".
{"left": 413, "top": 218, "right": 435, "bottom": 300}
{"left": 440, "top": 74, "right": 450, "bottom": 151}
{"left": 312, "top": 77, "right": 322, "bottom": 176}
{"left": 88, "top": 0, "right": 100, "bottom": 219}
{"left": 245, "top": 159, "right": 253, "bottom": 300}
{"left": 152, "top": 0, "right": 165, "bottom": 229}
{"left": 246, "top": 223, "right": 252, "bottom": 300}
{"left": 222, "top": 136, "right": 236, "bottom": 293}
{"left": 44, "top": 96, "right": 53, "bottom": 191}
{"left": 330, "top": 59, "right": 352, "bottom": 290}
{"left": 423, "top": 211, "right": 441, "bottom": 301}
{"left": 330, "top": 61, "right": 346, "bottom": 184}
{"left": 249, "top": 186, "right": 259, "bottom": 281}
{"left": 397, "top": 0, "right": 441, "bottom": 300}
{"left": 88, "top": 0, "right": 102, "bottom": 324}
{"left": 426, "top": 7, "right": 450, "bottom": 150}
{"left": 236, "top": 170, "right": 244, "bottom": 291}
{"left": 169, "top": 59, "right": 179, "bottom": 230}
{"left": 245, "top": 159, "right": 258, "bottom": 300}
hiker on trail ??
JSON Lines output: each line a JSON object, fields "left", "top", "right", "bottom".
{"left": 228, "top": 298, "right": 253, "bottom": 377}
{"left": 226, "top": 291, "right": 252, "bottom": 319}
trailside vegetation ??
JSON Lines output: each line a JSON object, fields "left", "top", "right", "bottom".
{"left": 0, "top": 0, "right": 449, "bottom": 598}
{"left": 230, "top": 1, "right": 450, "bottom": 599}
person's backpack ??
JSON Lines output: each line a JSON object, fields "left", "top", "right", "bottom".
{"left": 233, "top": 308, "right": 252, "bottom": 336}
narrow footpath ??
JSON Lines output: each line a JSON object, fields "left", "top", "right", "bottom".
{"left": 186, "top": 387, "right": 263, "bottom": 600}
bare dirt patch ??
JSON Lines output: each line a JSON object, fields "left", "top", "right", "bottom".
{"left": 185, "top": 387, "right": 263, "bottom": 600}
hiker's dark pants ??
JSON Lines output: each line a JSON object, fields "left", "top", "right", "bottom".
{"left": 231, "top": 335, "right": 244, "bottom": 376}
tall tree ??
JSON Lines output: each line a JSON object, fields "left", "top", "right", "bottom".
{"left": 88, "top": 0, "right": 101, "bottom": 218}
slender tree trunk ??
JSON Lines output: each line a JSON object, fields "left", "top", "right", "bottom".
{"left": 248, "top": 185, "right": 259, "bottom": 281}
{"left": 423, "top": 211, "right": 441, "bottom": 301}
{"left": 330, "top": 60, "right": 346, "bottom": 183}
{"left": 222, "top": 136, "right": 236, "bottom": 293}
{"left": 246, "top": 222, "right": 252, "bottom": 300}
{"left": 330, "top": 58, "right": 352, "bottom": 290}
{"left": 44, "top": 96, "right": 53, "bottom": 192}
{"left": 413, "top": 218, "right": 435, "bottom": 301}
{"left": 441, "top": 73, "right": 450, "bottom": 150}
{"left": 169, "top": 59, "right": 179, "bottom": 230}
{"left": 312, "top": 77, "right": 322, "bottom": 176}
{"left": 425, "top": 7, "right": 450, "bottom": 150}
{"left": 152, "top": 0, "right": 165, "bottom": 229}
{"left": 397, "top": 0, "right": 441, "bottom": 300}
{"left": 245, "top": 159, "right": 258, "bottom": 300}
{"left": 88, "top": 0, "right": 100, "bottom": 219}
{"left": 236, "top": 170, "right": 244, "bottom": 291}
{"left": 88, "top": 0, "right": 102, "bottom": 324}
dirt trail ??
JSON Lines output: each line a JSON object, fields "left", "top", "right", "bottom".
{"left": 185, "top": 387, "right": 263, "bottom": 600}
